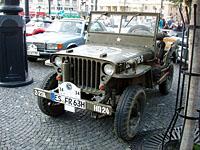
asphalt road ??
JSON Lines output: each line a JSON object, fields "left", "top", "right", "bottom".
{"left": 0, "top": 61, "right": 182, "bottom": 149}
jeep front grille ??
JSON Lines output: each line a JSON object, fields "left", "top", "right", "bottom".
{"left": 66, "top": 57, "right": 101, "bottom": 91}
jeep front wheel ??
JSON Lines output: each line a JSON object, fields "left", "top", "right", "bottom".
{"left": 37, "top": 72, "right": 65, "bottom": 117}
{"left": 159, "top": 64, "right": 174, "bottom": 95}
{"left": 114, "top": 86, "right": 146, "bottom": 141}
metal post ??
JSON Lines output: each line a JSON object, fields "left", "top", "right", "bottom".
{"left": 48, "top": 0, "right": 51, "bottom": 16}
{"left": 24, "top": 0, "right": 30, "bottom": 23}
{"left": 0, "top": 0, "right": 33, "bottom": 87}
{"left": 95, "top": 0, "right": 98, "bottom": 11}
{"left": 160, "top": 0, "right": 164, "bottom": 15}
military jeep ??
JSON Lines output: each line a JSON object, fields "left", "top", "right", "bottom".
{"left": 34, "top": 11, "right": 174, "bottom": 141}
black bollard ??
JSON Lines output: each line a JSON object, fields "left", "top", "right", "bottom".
{"left": 0, "top": 0, "right": 33, "bottom": 87}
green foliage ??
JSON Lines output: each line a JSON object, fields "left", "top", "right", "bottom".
{"left": 193, "top": 144, "right": 200, "bottom": 150}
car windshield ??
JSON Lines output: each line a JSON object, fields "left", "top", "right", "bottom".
{"left": 26, "top": 21, "right": 44, "bottom": 27}
{"left": 26, "top": 19, "right": 52, "bottom": 28}
{"left": 46, "top": 20, "right": 83, "bottom": 35}
{"left": 89, "top": 12, "right": 158, "bottom": 37}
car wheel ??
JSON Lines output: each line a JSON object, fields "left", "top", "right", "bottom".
{"left": 28, "top": 57, "right": 37, "bottom": 62}
{"left": 114, "top": 85, "right": 146, "bottom": 141}
{"left": 37, "top": 72, "right": 65, "bottom": 117}
{"left": 159, "top": 64, "right": 174, "bottom": 95}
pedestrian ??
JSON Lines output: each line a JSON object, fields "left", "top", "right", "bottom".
{"left": 159, "top": 19, "right": 164, "bottom": 29}
{"left": 167, "top": 16, "right": 174, "bottom": 27}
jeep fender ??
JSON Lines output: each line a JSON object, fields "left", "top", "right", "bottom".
{"left": 113, "top": 65, "right": 151, "bottom": 79}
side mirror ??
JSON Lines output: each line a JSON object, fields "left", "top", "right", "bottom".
{"left": 84, "top": 31, "right": 88, "bottom": 35}
{"left": 84, "top": 31, "right": 88, "bottom": 40}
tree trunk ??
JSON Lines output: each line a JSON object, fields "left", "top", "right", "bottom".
{"left": 180, "top": 0, "right": 200, "bottom": 150}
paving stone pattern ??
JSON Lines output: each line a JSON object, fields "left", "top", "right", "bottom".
{"left": 0, "top": 61, "right": 181, "bottom": 150}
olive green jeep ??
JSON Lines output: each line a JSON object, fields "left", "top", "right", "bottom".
{"left": 34, "top": 11, "right": 174, "bottom": 141}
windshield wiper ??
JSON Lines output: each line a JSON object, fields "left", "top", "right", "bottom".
{"left": 93, "top": 12, "right": 109, "bottom": 24}
{"left": 125, "top": 13, "right": 141, "bottom": 27}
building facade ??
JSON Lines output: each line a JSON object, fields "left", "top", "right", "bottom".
{"left": 19, "top": 0, "right": 96, "bottom": 15}
{"left": 19, "top": 0, "right": 179, "bottom": 20}
{"left": 97, "top": 0, "right": 179, "bottom": 19}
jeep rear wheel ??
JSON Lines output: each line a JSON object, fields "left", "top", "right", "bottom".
{"left": 159, "top": 64, "right": 174, "bottom": 95}
{"left": 114, "top": 86, "right": 146, "bottom": 141}
{"left": 37, "top": 72, "right": 65, "bottom": 117}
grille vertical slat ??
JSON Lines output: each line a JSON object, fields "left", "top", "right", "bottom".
{"left": 70, "top": 58, "right": 74, "bottom": 82}
{"left": 66, "top": 56, "right": 102, "bottom": 91}
{"left": 81, "top": 59, "right": 84, "bottom": 87}
{"left": 95, "top": 62, "right": 98, "bottom": 89}
{"left": 91, "top": 61, "right": 96, "bottom": 88}
{"left": 78, "top": 59, "right": 82, "bottom": 86}
{"left": 77, "top": 59, "right": 80, "bottom": 85}
{"left": 86, "top": 60, "right": 88, "bottom": 87}
{"left": 73, "top": 59, "right": 77, "bottom": 84}
{"left": 83, "top": 60, "right": 86, "bottom": 87}
{"left": 90, "top": 61, "right": 93, "bottom": 88}
{"left": 97, "top": 62, "right": 101, "bottom": 89}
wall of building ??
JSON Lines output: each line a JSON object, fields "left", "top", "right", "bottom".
{"left": 19, "top": 0, "right": 95, "bottom": 15}
{"left": 19, "top": 0, "right": 180, "bottom": 20}
{"left": 97, "top": 0, "right": 179, "bottom": 20}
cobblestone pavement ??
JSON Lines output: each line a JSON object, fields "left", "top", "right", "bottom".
{"left": 0, "top": 61, "right": 181, "bottom": 150}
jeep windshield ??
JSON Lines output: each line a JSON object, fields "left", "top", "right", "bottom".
{"left": 89, "top": 12, "right": 158, "bottom": 37}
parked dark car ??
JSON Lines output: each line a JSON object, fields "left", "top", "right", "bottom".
{"left": 26, "top": 18, "right": 87, "bottom": 61}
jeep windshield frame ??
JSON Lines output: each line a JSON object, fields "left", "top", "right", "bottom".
{"left": 87, "top": 11, "right": 159, "bottom": 51}
{"left": 88, "top": 11, "right": 159, "bottom": 38}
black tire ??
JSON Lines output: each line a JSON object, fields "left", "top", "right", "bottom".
{"left": 114, "top": 86, "right": 146, "bottom": 141}
{"left": 159, "top": 64, "right": 174, "bottom": 95}
{"left": 28, "top": 57, "right": 37, "bottom": 62}
{"left": 128, "top": 25, "right": 150, "bottom": 33}
{"left": 37, "top": 72, "right": 65, "bottom": 117}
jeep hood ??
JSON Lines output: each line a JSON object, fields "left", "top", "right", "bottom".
{"left": 57, "top": 44, "right": 155, "bottom": 64}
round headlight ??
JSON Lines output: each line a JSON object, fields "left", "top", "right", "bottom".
{"left": 54, "top": 57, "right": 62, "bottom": 67}
{"left": 104, "top": 64, "right": 114, "bottom": 75}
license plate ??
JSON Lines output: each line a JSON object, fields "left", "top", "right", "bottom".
{"left": 52, "top": 82, "right": 85, "bottom": 112}
{"left": 50, "top": 92, "right": 86, "bottom": 112}
{"left": 27, "top": 44, "right": 39, "bottom": 56}
{"left": 27, "top": 50, "right": 40, "bottom": 56}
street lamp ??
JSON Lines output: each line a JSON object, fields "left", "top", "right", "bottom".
{"left": 24, "top": 0, "right": 30, "bottom": 23}
{"left": 0, "top": 0, "right": 33, "bottom": 87}
{"left": 95, "top": 0, "right": 98, "bottom": 11}
{"left": 48, "top": 0, "right": 51, "bottom": 16}
{"left": 160, "top": 0, "right": 164, "bottom": 15}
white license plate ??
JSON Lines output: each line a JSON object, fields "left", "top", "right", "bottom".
{"left": 27, "top": 50, "right": 40, "bottom": 56}
{"left": 64, "top": 97, "right": 86, "bottom": 110}
{"left": 51, "top": 93, "right": 86, "bottom": 111}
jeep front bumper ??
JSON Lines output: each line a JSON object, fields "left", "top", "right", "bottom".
{"left": 34, "top": 88, "right": 112, "bottom": 115}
